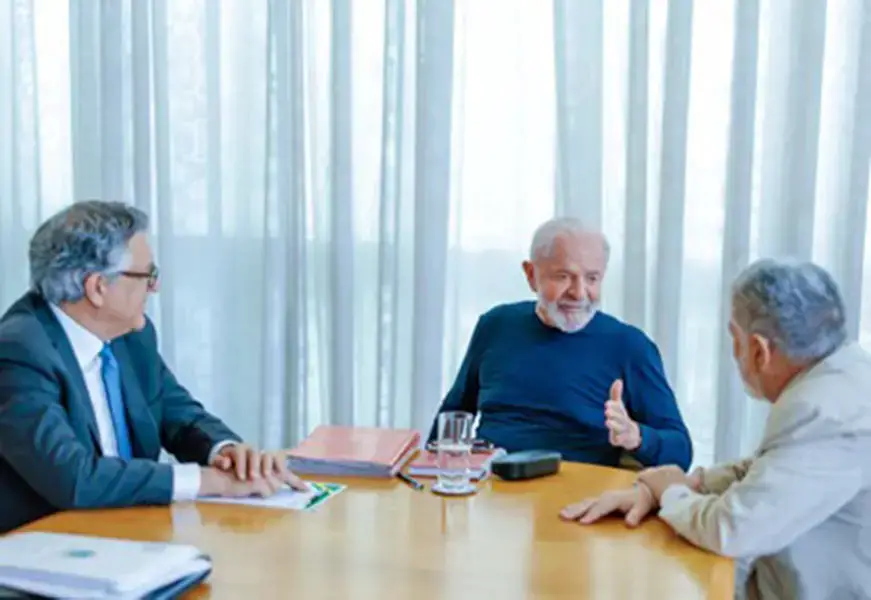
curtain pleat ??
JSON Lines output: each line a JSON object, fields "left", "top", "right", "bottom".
{"left": 622, "top": 0, "right": 650, "bottom": 329}
{"left": 653, "top": 0, "right": 693, "bottom": 382}
{"left": 411, "top": 0, "right": 454, "bottom": 434}
{"left": 553, "top": 0, "right": 603, "bottom": 227}
{"left": 713, "top": 0, "right": 760, "bottom": 463}
{"left": 376, "top": 0, "right": 407, "bottom": 428}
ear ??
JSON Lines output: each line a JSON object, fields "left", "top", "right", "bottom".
{"left": 749, "top": 333, "right": 774, "bottom": 371}
{"left": 82, "top": 273, "right": 107, "bottom": 308}
{"left": 522, "top": 260, "right": 537, "bottom": 293}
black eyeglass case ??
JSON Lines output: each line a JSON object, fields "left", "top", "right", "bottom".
{"left": 490, "top": 450, "right": 561, "bottom": 481}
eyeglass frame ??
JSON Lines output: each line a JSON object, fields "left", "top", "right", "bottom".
{"left": 117, "top": 264, "right": 160, "bottom": 290}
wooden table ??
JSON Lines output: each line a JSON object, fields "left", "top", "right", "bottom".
{"left": 18, "top": 462, "right": 733, "bottom": 599}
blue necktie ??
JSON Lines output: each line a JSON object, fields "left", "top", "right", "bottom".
{"left": 100, "top": 344, "right": 133, "bottom": 460}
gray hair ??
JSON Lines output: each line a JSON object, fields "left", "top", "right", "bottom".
{"left": 29, "top": 201, "right": 149, "bottom": 304}
{"left": 529, "top": 217, "right": 611, "bottom": 262}
{"left": 731, "top": 258, "right": 847, "bottom": 362}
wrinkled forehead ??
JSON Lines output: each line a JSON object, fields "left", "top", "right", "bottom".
{"left": 538, "top": 232, "right": 607, "bottom": 270}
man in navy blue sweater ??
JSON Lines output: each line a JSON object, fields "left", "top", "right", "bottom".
{"left": 427, "top": 217, "right": 692, "bottom": 470}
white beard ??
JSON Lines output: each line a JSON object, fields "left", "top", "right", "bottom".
{"left": 537, "top": 295, "right": 599, "bottom": 333}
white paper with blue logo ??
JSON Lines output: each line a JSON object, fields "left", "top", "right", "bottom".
{"left": 0, "top": 532, "right": 210, "bottom": 599}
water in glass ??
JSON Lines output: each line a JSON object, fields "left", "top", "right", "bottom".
{"left": 436, "top": 441, "right": 472, "bottom": 490}
{"left": 436, "top": 411, "right": 474, "bottom": 493}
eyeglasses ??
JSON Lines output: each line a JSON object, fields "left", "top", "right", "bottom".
{"left": 119, "top": 264, "right": 160, "bottom": 290}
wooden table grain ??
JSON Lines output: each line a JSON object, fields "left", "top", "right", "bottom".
{"left": 18, "top": 462, "right": 733, "bottom": 599}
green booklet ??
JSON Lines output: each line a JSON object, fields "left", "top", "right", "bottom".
{"left": 303, "top": 482, "right": 346, "bottom": 511}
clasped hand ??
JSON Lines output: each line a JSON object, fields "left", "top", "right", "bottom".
{"left": 208, "top": 444, "right": 308, "bottom": 497}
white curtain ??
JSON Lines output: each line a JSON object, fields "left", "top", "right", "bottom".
{"left": 2, "top": 0, "right": 870, "bottom": 468}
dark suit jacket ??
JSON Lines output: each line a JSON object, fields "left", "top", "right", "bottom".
{"left": 0, "top": 291, "right": 241, "bottom": 532}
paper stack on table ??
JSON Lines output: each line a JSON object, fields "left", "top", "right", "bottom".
{"left": 0, "top": 532, "right": 211, "bottom": 599}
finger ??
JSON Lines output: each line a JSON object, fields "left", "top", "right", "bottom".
{"left": 609, "top": 379, "right": 623, "bottom": 403}
{"left": 272, "top": 453, "right": 300, "bottom": 486}
{"left": 264, "top": 474, "right": 283, "bottom": 496}
{"left": 285, "top": 470, "right": 309, "bottom": 492}
{"left": 228, "top": 476, "right": 253, "bottom": 498}
{"left": 605, "top": 397, "right": 625, "bottom": 409}
{"left": 624, "top": 500, "right": 648, "bottom": 528}
{"left": 251, "top": 475, "right": 278, "bottom": 497}
{"left": 605, "top": 407, "right": 629, "bottom": 421}
{"left": 234, "top": 447, "right": 248, "bottom": 481}
{"left": 605, "top": 399, "right": 628, "bottom": 417}
{"left": 605, "top": 418, "right": 625, "bottom": 433}
{"left": 272, "top": 452, "right": 290, "bottom": 476}
{"left": 248, "top": 448, "right": 260, "bottom": 480}
{"left": 260, "top": 453, "right": 275, "bottom": 480}
{"left": 560, "top": 499, "right": 595, "bottom": 521}
{"left": 579, "top": 499, "right": 617, "bottom": 524}
{"left": 608, "top": 430, "right": 620, "bottom": 446}
{"left": 214, "top": 455, "right": 231, "bottom": 470}
{"left": 604, "top": 404, "right": 624, "bottom": 420}
{"left": 605, "top": 405, "right": 628, "bottom": 420}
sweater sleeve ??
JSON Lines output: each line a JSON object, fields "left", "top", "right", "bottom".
{"left": 622, "top": 332, "right": 693, "bottom": 470}
{"left": 426, "top": 314, "right": 490, "bottom": 442}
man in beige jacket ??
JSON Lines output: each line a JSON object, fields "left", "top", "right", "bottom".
{"left": 560, "top": 258, "right": 871, "bottom": 600}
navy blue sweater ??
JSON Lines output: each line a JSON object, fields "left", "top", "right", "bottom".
{"left": 428, "top": 302, "right": 692, "bottom": 470}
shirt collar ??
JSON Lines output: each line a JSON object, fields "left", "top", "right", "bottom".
{"left": 48, "top": 303, "right": 105, "bottom": 370}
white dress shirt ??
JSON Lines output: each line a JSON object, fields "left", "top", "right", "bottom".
{"left": 49, "top": 305, "right": 221, "bottom": 501}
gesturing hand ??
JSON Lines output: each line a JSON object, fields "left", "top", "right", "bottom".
{"left": 605, "top": 380, "right": 642, "bottom": 451}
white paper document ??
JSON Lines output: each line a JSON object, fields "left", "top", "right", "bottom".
{"left": 197, "top": 482, "right": 345, "bottom": 510}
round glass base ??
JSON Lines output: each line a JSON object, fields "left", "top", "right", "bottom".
{"left": 431, "top": 481, "right": 478, "bottom": 496}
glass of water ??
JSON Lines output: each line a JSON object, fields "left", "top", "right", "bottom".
{"left": 435, "top": 411, "right": 475, "bottom": 494}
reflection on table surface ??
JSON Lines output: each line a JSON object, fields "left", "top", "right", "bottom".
{"left": 19, "top": 462, "right": 734, "bottom": 600}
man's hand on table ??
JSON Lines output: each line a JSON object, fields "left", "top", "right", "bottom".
{"left": 199, "top": 467, "right": 288, "bottom": 498}
{"left": 210, "top": 443, "right": 309, "bottom": 491}
{"left": 197, "top": 443, "right": 309, "bottom": 497}
{"left": 559, "top": 482, "right": 657, "bottom": 527}
{"left": 559, "top": 462, "right": 705, "bottom": 527}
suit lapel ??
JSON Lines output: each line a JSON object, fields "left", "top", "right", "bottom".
{"left": 109, "top": 340, "right": 162, "bottom": 459}
{"left": 31, "top": 295, "right": 103, "bottom": 451}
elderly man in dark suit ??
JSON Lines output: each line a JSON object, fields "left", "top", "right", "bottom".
{"left": 0, "top": 200, "right": 306, "bottom": 533}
